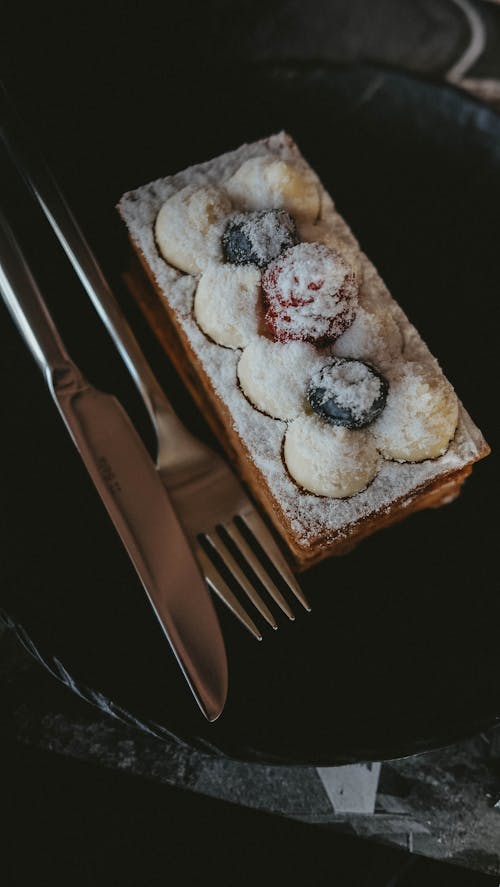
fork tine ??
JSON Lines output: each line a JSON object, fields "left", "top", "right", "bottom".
{"left": 204, "top": 531, "right": 278, "bottom": 629}
{"left": 195, "top": 544, "right": 262, "bottom": 640}
{"left": 240, "top": 511, "right": 311, "bottom": 612}
{"left": 224, "top": 520, "right": 296, "bottom": 621}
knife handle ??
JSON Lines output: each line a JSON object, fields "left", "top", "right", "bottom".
{"left": 0, "top": 209, "right": 84, "bottom": 392}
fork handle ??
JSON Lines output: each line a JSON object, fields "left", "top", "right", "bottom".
{"left": 0, "top": 208, "right": 84, "bottom": 394}
{"left": 1, "top": 91, "right": 176, "bottom": 429}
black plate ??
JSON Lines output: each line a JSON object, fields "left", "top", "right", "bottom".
{"left": 1, "top": 63, "right": 499, "bottom": 765}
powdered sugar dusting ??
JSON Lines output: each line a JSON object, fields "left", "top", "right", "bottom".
{"left": 284, "top": 416, "right": 381, "bottom": 498}
{"left": 299, "top": 211, "right": 364, "bottom": 283}
{"left": 118, "top": 133, "right": 488, "bottom": 547}
{"left": 222, "top": 209, "right": 296, "bottom": 267}
{"left": 262, "top": 242, "right": 358, "bottom": 343}
{"left": 194, "top": 263, "right": 260, "bottom": 349}
{"left": 225, "top": 153, "right": 321, "bottom": 222}
{"left": 311, "top": 360, "right": 383, "bottom": 425}
{"left": 238, "top": 339, "right": 325, "bottom": 420}
{"left": 370, "top": 361, "right": 459, "bottom": 462}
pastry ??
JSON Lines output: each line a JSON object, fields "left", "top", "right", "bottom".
{"left": 118, "top": 133, "right": 489, "bottom": 570}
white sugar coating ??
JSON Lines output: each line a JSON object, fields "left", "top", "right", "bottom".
{"left": 155, "top": 184, "right": 232, "bottom": 275}
{"left": 194, "top": 263, "right": 261, "bottom": 349}
{"left": 332, "top": 256, "right": 405, "bottom": 370}
{"left": 311, "top": 360, "right": 383, "bottom": 424}
{"left": 118, "top": 132, "right": 488, "bottom": 546}
{"left": 266, "top": 243, "right": 350, "bottom": 303}
{"left": 284, "top": 415, "right": 381, "bottom": 497}
{"left": 370, "top": 361, "right": 459, "bottom": 462}
{"left": 225, "top": 156, "right": 321, "bottom": 222}
{"left": 223, "top": 210, "right": 296, "bottom": 266}
{"left": 333, "top": 304, "right": 403, "bottom": 370}
{"left": 263, "top": 242, "right": 358, "bottom": 341}
{"left": 358, "top": 258, "right": 404, "bottom": 320}
{"left": 299, "top": 213, "right": 363, "bottom": 283}
{"left": 237, "top": 339, "right": 325, "bottom": 420}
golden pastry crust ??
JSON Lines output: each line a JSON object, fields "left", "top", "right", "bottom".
{"left": 122, "top": 255, "right": 487, "bottom": 570}
{"left": 118, "top": 133, "right": 490, "bottom": 571}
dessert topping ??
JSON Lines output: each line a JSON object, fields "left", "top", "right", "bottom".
{"left": 237, "top": 339, "right": 324, "bottom": 420}
{"left": 284, "top": 415, "right": 380, "bottom": 498}
{"left": 222, "top": 209, "right": 297, "bottom": 268}
{"left": 194, "top": 264, "right": 261, "bottom": 349}
{"left": 262, "top": 242, "right": 358, "bottom": 343}
{"left": 370, "top": 361, "right": 459, "bottom": 462}
{"left": 225, "top": 156, "right": 321, "bottom": 223}
{"left": 307, "top": 358, "right": 388, "bottom": 429}
{"left": 155, "top": 184, "right": 232, "bottom": 275}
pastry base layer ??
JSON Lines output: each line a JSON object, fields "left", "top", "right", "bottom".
{"left": 122, "top": 256, "right": 487, "bottom": 571}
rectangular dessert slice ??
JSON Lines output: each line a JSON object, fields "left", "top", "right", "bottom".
{"left": 118, "top": 133, "right": 489, "bottom": 570}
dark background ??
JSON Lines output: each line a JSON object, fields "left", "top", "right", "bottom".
{"left": 2, "top": 3, "right": 500, "bottom": 884}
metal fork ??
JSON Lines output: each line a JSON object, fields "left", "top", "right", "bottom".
{"left": 2, "top": 110, "right": 310, "bottom": 640}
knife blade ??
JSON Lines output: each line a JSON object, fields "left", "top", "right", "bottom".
{"left": 0, "top": 208, "right": 228, "bottom": 722}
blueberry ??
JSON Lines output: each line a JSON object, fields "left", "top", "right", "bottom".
{"left": 222, "top": 210, "right": 297, "bottom": 268}
{"left": 307, "top": 358, "right": 388, "bottom": 429}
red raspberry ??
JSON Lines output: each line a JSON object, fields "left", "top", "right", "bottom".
{"left": 262, "top": 242, "right": 358, "bottom": 344}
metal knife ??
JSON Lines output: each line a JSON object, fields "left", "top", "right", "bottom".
{"left": 0, "top": 208, "right": 228, "bottom": 722}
